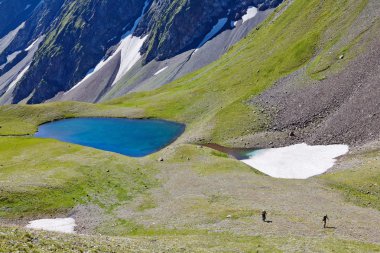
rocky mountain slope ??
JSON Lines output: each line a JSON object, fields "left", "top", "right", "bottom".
{"left": 0, "top": 0, "right": 282, "bottom": 104}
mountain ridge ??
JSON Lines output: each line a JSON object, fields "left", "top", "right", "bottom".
{"left": 0, "top": 0, "right": 282, "bottom": 104}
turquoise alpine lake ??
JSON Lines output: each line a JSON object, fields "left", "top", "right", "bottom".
{"left": 34, "top": 118, "right": 185, "bottom": 157}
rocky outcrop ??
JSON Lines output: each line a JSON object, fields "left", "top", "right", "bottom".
{"left": 137, "top": 0, "right": 282, "bottom": 62}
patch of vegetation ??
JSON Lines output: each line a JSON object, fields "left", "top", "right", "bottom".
{"left": 135, "top": 194, "right": 157, "bottom": 211}
{"left": 210, "top": 150, "right": 228, "bottom": 158}
{"left": 2, "top": 224, "right": 380, "bottom": 252}
{"left": 322, "top": 148, "right": 380, "bottom": 211}
{"left": 307, "top": 0, "right": 369, "bottom": 80}
{"left": 0, "top": 137, "right": 158, "bottom": 218}
{"left": 98, "top": 219, "right": 380, "bottom": 252}
{"left": 0, "top": 101, "right": 144, "bottom": 136}
{"left": 167, "top": 144, "right": 253, "bottom": 175}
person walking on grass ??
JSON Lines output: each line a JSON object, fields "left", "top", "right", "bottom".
{"left": 323, "top": 214, "right": 329, "bottom": 228}
{"left": 262, "top": 210, "right": 267, "bottom": 222}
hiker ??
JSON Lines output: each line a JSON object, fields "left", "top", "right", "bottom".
{"left": 262, "top": 210, "right": 267, "bottom": 222}
{"left": 323, "top": 215, "right": 329, "bottom": 228}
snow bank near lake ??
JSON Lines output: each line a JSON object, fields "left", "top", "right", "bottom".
{"left": 26, "top": 218, "right": 76, "bottom": 234}
{"left": 241, "top": 143, "right": 349, "bottom": 179}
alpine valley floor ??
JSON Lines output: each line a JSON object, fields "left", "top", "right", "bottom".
{"left": 0, "top": 0, "right": 380, "bottom": 252}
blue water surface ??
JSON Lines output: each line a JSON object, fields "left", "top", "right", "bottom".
{"left": 35, "top": 118, "right": 185, "bottom": 157}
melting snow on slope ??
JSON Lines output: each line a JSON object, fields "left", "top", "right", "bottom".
{"left": 233, "top": 6, "right": 258, "bottom": 26}
{"left": 112, "top": 35, "right": 148, "bottom": 85}
{"left": 241, "top": 143, "right": 349, "bottom": 179}
{"left": 194, "top": 18, "right": 228, "bottom": 53}
{"left": 2, "top": 38, "right": 40, "bottom": 67}
{"left": 6, "top": 64, "right": 30, "bottom": 92}
{"left": 71, "top": 0, "right": 150, "bottom": 91}
{"left": 242, "top": 6, "right": 258, "bottom": 24}
{"left": 154, "top": 66, "right": 168, "bottom": 76}
{"left": 25, "top": 38, "right": 41, "bottom": 51}
{"left": 26, "top": 218, "right": 76, "bottom": 234}
{"left": 68, "top": 35, "right": 149, "bottom": 91}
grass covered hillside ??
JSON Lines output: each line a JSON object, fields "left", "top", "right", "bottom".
{"left": 0, "top": 0, "right": 380, "bottom": 252}
{"left": 107, "top": 0, "right": 372, "bottom": 145}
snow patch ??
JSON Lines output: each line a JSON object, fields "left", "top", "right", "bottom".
{"left": 242, "top": 7, "right": 258, "bottom": 24}
{"left": 26, "top": 218, "right": 76, "bottom": 234}
{"left": 6, "top": 64, "right": 30, "bottom": 92}
{"left": 241, "top": 143, "right": 349, "bottom": 179}
{"left": 72, "top": 0, "right": 150, "bottom": 89}
{"left": 5, "top": 50, "right": 21, "bottom": 62}
{"left": 25, "top": 38, "right": 41, "bottom": 51}
{"left": 112, "top": 35, "right": 148, "bottom": 85}
{"left": 154, "top": 66, "right": 168, "bottom": 76}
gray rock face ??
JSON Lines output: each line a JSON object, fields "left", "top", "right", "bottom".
{"left": 0, "top": 0, "right": 283, "bottom": 104}
{"left": 137, "top": 0, "right": 282, "bottom": 62}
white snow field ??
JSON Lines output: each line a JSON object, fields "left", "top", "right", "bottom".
{"left": 72, "top": 0, "right": 150, "bottom": 90}
{"left": 242, "top": 6, "right": 258, "bottom": 23}
{"left": 26, "top": 218, "right": 76, "bottom": 234}
{"left": 154, "top": 66, "right": 168, "bottom": 76}
{"left": 6, "top": 64, "right": 30, "bottom": 92}
{"left": 112, "top": 35, "right": 148, "bottom": 85}
{"left": 25, "top": 38, "right": 41, "bottom": 51}
{"left": 233, "top": 6, "right": 258, "bottom": 26}
{"left": 241, "top": 143, "right": 349, "bottom": 179}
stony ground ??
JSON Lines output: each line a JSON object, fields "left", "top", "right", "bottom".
{"left": 246, "top": 0, "right": 380, "bottom": 148}
{"left": 3, "top": 139, "right": 378, "bottom": 252}
{"left": 103, "top": 144, "right": 380, "bottom": 245}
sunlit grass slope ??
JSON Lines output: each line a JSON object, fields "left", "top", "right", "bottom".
{"left": 323, "top": 147, "right": 380, "bottom": 211}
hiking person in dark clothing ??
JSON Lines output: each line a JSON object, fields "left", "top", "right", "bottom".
{"left": 262, "top": 211, "right": 267, "bottom": 222}
{"left": 323, "top": 215, "right": 329, "bottom": 228}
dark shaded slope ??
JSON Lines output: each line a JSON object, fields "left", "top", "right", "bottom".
{"left": 55, "top": 7, "right": 272, "bottom": 103}
{"left": 5, "top": 0, "right": 282, "bottom": 104}
{"left": 0, "top": 0, "right": 40, "bottom": 38}
{"left": 12, "top": 0, "right": 146, "bottom": 104}
{"left": 137, "top": 0, "right": 282, "bottom": 62}
{"left": 0, "top": 0, "right": 65, "bottom": 67}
